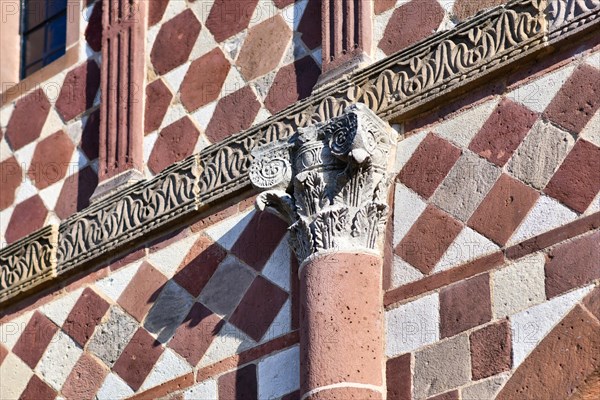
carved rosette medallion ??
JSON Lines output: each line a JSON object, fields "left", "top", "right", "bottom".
{"left": 249, "top": 104, "right": 397, "bottom": 263}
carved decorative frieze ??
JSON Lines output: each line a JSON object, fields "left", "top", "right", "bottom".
{"left": 0, "top": 225, "right": 58, "bottom": 303}
{"left": 1, "top": 0, "right": 599, "bottom": 306}
{"left": 249, "top": 104, "right": 397, "bottom": 263}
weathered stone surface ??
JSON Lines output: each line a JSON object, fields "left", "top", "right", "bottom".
{"left": 148, "top": 117, "right": 200, "bottom": 174}
{"left": 453, "top": 0, "right": 507, "bottom": 20}
{"left": 258, "top": 346, "right": 300, "bottom": 400}
{"left": 150, "top": 9, "right": 201, "bottom": 75}
{"left": 544, "top": 64, "right": 600, "bottom": 134}
{"left": 0, "top": 157, "right": 22, "bottom": 210}
{"left": 218, "top": 364, "right": 257, "bottom": 400}
{"left": 507, "top": 120, "right": 574, "bottom": 190}
{"left": 470, "top": 321, "right": 512, "bottom": 380}
{"left": 492, "top": 253, "right": 546, "bottom": 317}
{"left": 497, "top": 305, "right": 600, "bottom": 400}
{"left": 264, "top": 56, "right": 320, "bottom": 114}
{"left": 398, "top": 133, "right": 462, "bottom": 200}
{"left": 113, "top": 328, "right": 164, "bottom": 391}
{"left": 469, "top": 99, "right": 538, "bottom": 167}
{"left": 431, "top": 150, "right": 501, "bottom": 222}
{"left": 144, "top": 79, "right": 173, "bottom": 134}
{"left": 12, "top": 312, "right": 58, "bottom": 369}
{"left": 468, "top": 174, "right": 539, "bottom": 245}
{"left": 204, "top": 86, "right": 261, "bottom": 143}
{"left": 396, "top": 205, "right": 463, "bottom": 275}
{"left": 199, "top": 256, "right": 255, "bottom": 317}
{"left": 544, "top": 139, "right": 600, "bottom": 213}
{"left": 143, "top": 281, "right": 194, "bottom": 343}
{"left": 379, "top": 0, "right": 445, "bottom": 55}
{"left": 55, "top": 60, "right": 101, "bottom": 121}
{"left": 229, "top": 275, "right": 289, "bottom": 341}
{"left": 375, "top": 0, "right": 397, "bottom": 15}
{"left": 237, "top": 15, "right": 292, "bottom": 81}
{"left": 428, "top": 391, "right": 459, "bottom": 400}
{"left": 440, "top": 274, "right": 492, "bottom": 338}
{"left": 462, "top": 374, "right": 508, "bottom": 400}
{"left": 54, "top": 166, "right": 98, "bottom": 219}
{"left": 413, "top": 334, "right": 471, "bottom": 399}
{"left": 27, "top": 130, "right": 75, "bottom": 190}
{"left": 87, "top": 306, "right": 138, "bottom": 367}
{"left": 583, "top": 286, "right": 600, "bottom": 322}
{"left": 545, "top": 230, "right": 600, "bottom": 298}
{"left": 5, "top": 195, "right": 48, "bottom": 244}
{"left": 19, "top": 375, "right": 56, "bottom": 400}
{"left": 62, "top": 287, "right": 110, "bottom": 347}
{"left": 180, "top": 48, "right": 231, "bottom": 112}
{"left": 61, "top": 353, "right": 108, "bottom": 400}
{"left": 205, "top": 0, "right": 259, "bottom": 42}
{"left": 5, "top": 89, "right": 51, "bottom": 150}
{"left": 387, "top": 354, "right": 412, "bottom": 400}
{"left": 297, "top": 0, "right": 321, "bottom": 50}
{"left": 118, "top": 261, "right": 168, "bottom": 322}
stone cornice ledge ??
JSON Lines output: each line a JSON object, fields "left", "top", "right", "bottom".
{"left": 1, "top": 0, "right": 599, "bottom": 307}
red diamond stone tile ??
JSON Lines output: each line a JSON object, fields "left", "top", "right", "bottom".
{"left": 0, "top": 156, "right": 22, "bottom": 210}
{"left": 62, "top": 287, "right": 110, "bottom": 347}
{"left": 395, "top": 204, "right": 463, "bottom": 275}
{"left": 379, "top": 0, "right": 445, "bottom": 55}
{"left": 544, "top": 64, "right": 600, "bottom": 134}
{"left": 12, "top": 311, "right": 58, "bottom": 369}
{"left": 54, "top": 166, "right": 98, "bottom": 220}
{"left": 468, "top": 99, "right": 538, "bottom": 167}
{"left": 55, "top": 60, "right": 101, "bottom": 121}
{"left": 237, "top": 15, "right": 292, "bottom": 81}
{"left": 375, "top": 0, "right": 398, "bottom": 14}
{"left": 148, "top": 116, "right": 200, "bottom": 174}
{"left": 113, "top": 328, "right": 164, "bottom": 391}
{"left": 5, "top": 88, "right": 51, "bottom": 150}
{"left": 453, "top": 0, "right": 506, "bottom": 20}
{"left": 118, "top": 261, "right": 168, "bottom": 322}
{"left": 297, "top": 0, "right": 321, "bottom": 50}
{"left": 397, "top": 133, "right": 462, "bottom": 199}
{"left": 84, "top": 1, "right": 102, "bottom": 52}
{"left": 229, "top": 275, "right": 289, "bottom": 341}
{"left": 144, "top": 79, "right": 173, "bottom": 134}
{"left": 149, "top": 0, "right": 169, "bottom": 26}
{"left": 205, "top": 86, "right": 261, "bottom": 143}
{"left": 168, "top": 302, "right": 225, "bottom": 366}
{"left": 5, "top": 195, "right": 48, "bottom": 244}
{"left": 180, "top": 48, "right": 231, "bottom": 112}
{"left": 173, "top": 235, "right": 228, "bottom": 297}
{"left": 218, "top": 364, "right": 258, "bottom": 400}
{"left": 264, "top": 56, "right": 321, "bottom": 114}
{"left": 231, "top": 211, "right": 288, "bottom": 271}
{"left": 544, "top": 139, "right": 600, "bottom": 213}
{"left": 440, "top": 274, "right": 492, "bottom": 338}
{"left": 19, "top": 375, "right": 57, "bottom": 400}
{"left": 470, "top": 320, "right": 512, "bottom": 379}
{"left": 151, "top": 9, "right": 201, "bottom": 75}
{"left": 205, "top": 0, "right": 259, "bottom": 42}
{"left": 387, "top": 353, "right": 412, "bottom": 400}
{"left": 27, "top": 130, "right": 75, "bottom": 190}
{"left": 468, "top": 174, "right": 539, "bottom": 245}
{"left": 61, "top": 353, "right": 108, "bottom": 400}
{"left": 81, "top": 108, "right": 100, "bottom": 160}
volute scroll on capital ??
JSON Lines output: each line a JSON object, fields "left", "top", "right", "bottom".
{"left": 249, "top": 103, "right": 398, "bottom": 263}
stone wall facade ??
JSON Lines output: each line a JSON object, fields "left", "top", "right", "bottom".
{"left": 1, "top": 0, "right": 600, "bottom": 399}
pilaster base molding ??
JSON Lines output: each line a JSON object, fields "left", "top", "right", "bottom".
{"left": 249, "top": 104, "right": 397, "bottom": 264}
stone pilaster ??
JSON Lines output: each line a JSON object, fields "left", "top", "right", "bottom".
{"left": 249, "top": 104, "right": 396, "bottom": 399}
{"left": 93, "top": 0, "right": 147, "bottom": 200}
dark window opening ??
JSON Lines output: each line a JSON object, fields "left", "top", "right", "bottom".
{"left": 20, "top": 0, "right": 68, "bottom": 79}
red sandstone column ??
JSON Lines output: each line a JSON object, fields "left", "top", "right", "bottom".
{"left": 94, "top": 0, "right": 146, "bottom": 199}
{"left": 319, "top": 0, "right": 373, "bottom": 85}
{"left": 249, "top": 104, "right": 397, "bottom": 399}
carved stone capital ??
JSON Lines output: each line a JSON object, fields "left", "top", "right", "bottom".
{"left": 249, "top": 104, "right": 397, "bottom": 263}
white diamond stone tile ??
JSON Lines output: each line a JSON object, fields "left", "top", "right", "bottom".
{"left": 434, "top": 98, "right": 500, "bottom": 148}
{"left": 198, "top": 323, "right": 256, "bottom": 368}
{"left": 249, "top": 0, "right": 278, "bottom": 28}
{"left": 148, "top": 233, "right": 199, "bottom": 278}
{"left": 508, "top": 196, "right": 578, "bottom": 245}
{"left": 192, "top": 102, "right": 218, "bottom": 132}
{"left": 143, "top": 131, "right": 159, "bottom": 165}
{"left": 0, "top": 311, "right": 33, "bottom": 350}
{"left": 40, "top": 288, "right": 84, "bottom": 327}
{"left": 393, "top": 183, "right": 427, "bottom": 247}
{"left": 140, "top": 349, "right": 193, "bottom": 391}
{"left": 162, "top": 0, "right": 188, "bottom": 23}
{"left": 39, "top": 180, "right": 65, "bottom": 211}
{"left": 433, "top": 227, "right": 499, "bottom": 273}
{"left": 220, "top": 67, "right": 247, "bottom": 99}
{"left": 14, "top": 177, "right": 38, "bottom": 203}
{"left": 580, "top": 109, "right": 600, "bottom": 147}
{"left": 40, "top": 108, "right": 65, "bottom": 139}
{"left": 585, "top": 50, "right": 600, "bottom": 70}
{"left": 163, "top": 63, "right": 190, "bottom": 94}
{"left": 391, "top": 256, "right": 425, "bottom": 288}
{"left": 205, "top": 210, "right": 255, "bottom": 251}
{"left": 386, "top": 293, "right": 440, "bottom": 357}
{"left": 0, "top": 139, "right": 12, "bottom": 162}
{"left": 35, "top": 330, "right": 83, "bottom": 391}
{"left": 262, "top": 234, "right": 292, "bottom": 291}
{"left": 0, "top": 206, "right": 14, "bottom": 241}
{"left": 95, "top": 262, "right": 141, "bottom": 303}
{"left": 189, "top": 24, "right": 219, "bottom": 60}
{"left": 584, "top": 191, "right": 600, "bottom": 215}
{"left": 184, "top": 379, "right": 218, "bottom": 400}
{"left": 507, "top": 65, "right": 576, "bottom": 113}
{"left": 96, "top": 373, "right": 135, "bottom": 400}
{"left": 258, "top": 345, "right": 300, "bottom": 399}
{"left": 510, "top": 285, "right": 593, "bottom": 368}
{"left": 13, "top": 141, "right": 37, "bottom": 171}
{"left": 394, "top": 130, "right": 427, "bottom": 173}
{"left": 281, "top": 0, "right": 308, "bottom": 31}
{"left": 261, "top": 299, "right": 292, "bottom": 344}
{"left": 0, "top": 103, "right": 15, "bottom": 128}
{"left": 0, "top": 352, "right": 33, "bottom": 400}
